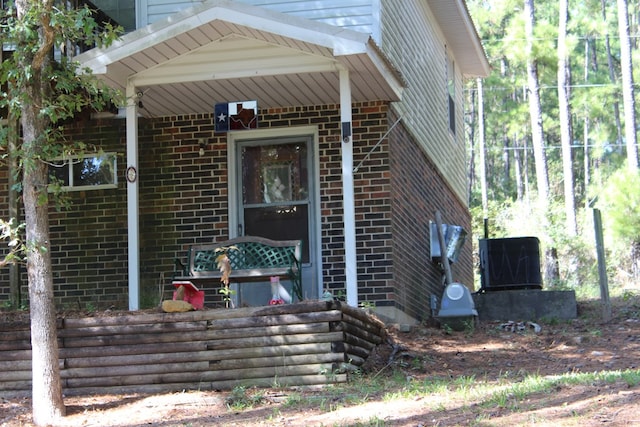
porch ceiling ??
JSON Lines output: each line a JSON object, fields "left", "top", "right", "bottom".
{"left": 76, "top": 0, "right": 404, "bottom": 118}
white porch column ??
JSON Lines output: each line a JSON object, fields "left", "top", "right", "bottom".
{"left": 126, "top": 84, "right": 140, "bottom": 310}
{"left": 340, "top": 68, "right": 357, "bottom": 307}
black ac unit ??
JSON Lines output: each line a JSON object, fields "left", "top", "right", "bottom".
{"left": 479, "top": 237, "right": 542, "bottom": 291}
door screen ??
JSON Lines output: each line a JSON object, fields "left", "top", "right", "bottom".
{"left": 240, "top": 141, "right": 310, "bottom": 262}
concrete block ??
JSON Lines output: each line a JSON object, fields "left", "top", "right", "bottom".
{"left": 472, "top": 289, "right": 577, "bottom": 321}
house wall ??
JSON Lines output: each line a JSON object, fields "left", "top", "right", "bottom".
{"left": 0, "top": 102, "right": 405, "bottom": 311}
{"left": 380, "top": 0, "right": 469, "bottom": 204}
{"left": 388, "top": 111, "right": 473, "bottom": 323}
{"left": 143, "top": 0, "right": 378, "bottom": 35}
{"left": 0, "top": 101, "right": 473, "bottom": 322}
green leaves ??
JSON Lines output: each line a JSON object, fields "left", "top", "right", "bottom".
{"left": 597, "top": 166, "right": 640, "bottom": 244}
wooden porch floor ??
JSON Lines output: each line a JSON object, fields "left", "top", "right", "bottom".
{"left": 0, "top": 301, "right": 387, "bottom": 397}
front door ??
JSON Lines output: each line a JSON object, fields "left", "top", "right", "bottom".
{"left": 232, "top": 134, "right": 318, "bottom": 305}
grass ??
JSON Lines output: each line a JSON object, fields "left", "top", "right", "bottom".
{"left": 270, "top": 367, "right": 640, "bottom": 426}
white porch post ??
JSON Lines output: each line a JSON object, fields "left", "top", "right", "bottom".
{"left": 340, "top": 68, "right": 357, "bottom": 307}
{"left": 126, "top": 84, "right": 140, "bottom": 310}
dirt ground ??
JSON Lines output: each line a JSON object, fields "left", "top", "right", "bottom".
{"left": 2, "top": 297, "right": 640, "bottom": 427}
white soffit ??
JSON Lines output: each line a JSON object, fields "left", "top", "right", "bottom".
{"left": 427, "top": 0, "right": 490, "bottom": 78}
{"left": 76, "top": 0, "right": 403, "bottom": 117}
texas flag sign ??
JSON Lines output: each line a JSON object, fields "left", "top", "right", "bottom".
{"left": 214, "top": 100, "right": 258, "bottom": 132}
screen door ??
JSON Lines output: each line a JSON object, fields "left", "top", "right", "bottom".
{"left": 235, "top": 136, "right": 316, "bottom": 304}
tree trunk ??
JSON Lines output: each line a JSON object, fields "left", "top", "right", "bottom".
{"left": 514, "top": 135, "right": 524, "bottom": 201}
{"left": 584, "top": 116, "right": 591, "bottom": 208}
{"left": 15, "top": 0, "right": 66, "bottom": 423}
{"left": 22, "top": 108, "right": 66, "bottom": 425}
{"left": 477, "top": 78, "right": 489, "bottom": 216}
{"left": 601, "top": 0, "right": 624, "bottom": 153}
{"left": 525, "top": 0, "right": 557, "bottom": 286}
{"left": 467, "top": 81, "right": 477, "bottom": 200}
{"left": 617, "top": 0, "right": 639, "bottom": 170}
{"left": 558, "top": 0, "right": 577, "bottom": 236}
{"left": 632, "top": 241, "right": 640, "bottom": 280}
{"left": 524, "top": 0, "right": 550, "bottom": 202}
{"left": 502, "top": 134, "right": 510, "bottom": 196}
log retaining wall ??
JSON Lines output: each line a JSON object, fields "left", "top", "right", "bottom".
{"left": 0, "top": 301, "right": 386, "bottom": 397}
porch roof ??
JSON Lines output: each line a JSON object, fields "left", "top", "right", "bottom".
{"left": 75, "top": 0, "right": 405, "bottom": 117}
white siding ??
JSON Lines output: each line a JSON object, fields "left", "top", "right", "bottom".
{"left": 380, "top": 0, "right": 468, "bottom": 203}
{"left": 143, "top": 0, "right": 376, "bottom": 35}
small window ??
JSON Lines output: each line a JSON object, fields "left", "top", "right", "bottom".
{"left": 49, "top": 153, "right": 117, "bottom": 191}
{"left": 446, "top": 48, "right": 456, "bottom": 135}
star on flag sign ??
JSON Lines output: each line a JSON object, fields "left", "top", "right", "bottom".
{"left": 214, "top": 100, "right": 258, "bottom": 132}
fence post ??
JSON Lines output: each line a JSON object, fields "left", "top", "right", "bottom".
{"left": 593, "top": 208, "right": 611, "bottom": 322}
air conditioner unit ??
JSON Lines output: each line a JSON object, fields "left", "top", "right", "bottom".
{"left": 479, "top": 237, "right": 543, "bottom": 291}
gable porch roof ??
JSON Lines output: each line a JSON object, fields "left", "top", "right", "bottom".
{"left": 75, "top": 0, "right": 404, "bottom": 117}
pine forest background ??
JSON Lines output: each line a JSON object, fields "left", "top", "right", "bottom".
{"left": 465, "top": 0, "right": 640, "bottom": 297}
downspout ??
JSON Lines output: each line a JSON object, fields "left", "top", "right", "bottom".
{"left": 339, "top": 67, "right": 357, "bottom": 307}
{"left": 126, "top": 83, "right": 140, "bottom": 310}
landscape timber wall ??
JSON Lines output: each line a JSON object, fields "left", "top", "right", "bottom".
{"left": 0, "top": 301, "right": 386, "bottom": 397}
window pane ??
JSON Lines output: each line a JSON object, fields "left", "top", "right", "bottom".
{"left": 72, "top": 154, "right": 115, "bottom": 186}
{"left": 50, "top": 161, "right": 70, "bottom": 186}
{"left": 242, "top": 143, "right": 308, "bottom": 205}
{"left": 88, "top": 0, "right": 136, "bottom": 32}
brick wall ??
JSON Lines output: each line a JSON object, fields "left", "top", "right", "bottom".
{"left": 389, "top": 111, "right": 473, "bottom": 322}
{"left": 0, "top": 101, "right": 471, "bottom": 320}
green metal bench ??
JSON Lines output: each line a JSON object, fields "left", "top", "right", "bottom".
{"left": 174, "top": 235, "right": 303, "bottom": 301}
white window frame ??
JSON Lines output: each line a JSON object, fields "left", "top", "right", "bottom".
{"left": 49, "top": 152, "right": 118, "bottom": 191}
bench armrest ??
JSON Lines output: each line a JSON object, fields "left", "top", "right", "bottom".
{"left": 174, "top": 258, "right": 188, "bottom": 277}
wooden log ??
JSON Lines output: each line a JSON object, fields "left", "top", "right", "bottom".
{"left": 207, "top": 310, "right": 342, "bottom": 330}
{"left": 344, "top": 332, "right": 376, "bottom": 351}
{"left": 203, "top": 321, "right": 329, "bottom": 340}
{"left": 206, "top": 332, "right": 344, "bottom": 350}
{"left": 59, "top": 341, "right": 206, "bottom": 359}
{"left": 62, "top": 361, "right": 209, "bottom": 379}
{"left": 63, "top": 363, "right": 335, "bottom": 388}
{"left": 209, "top": 352, "right": 345, "bottom": 371}
{"left": 0, "top": 317, "right": 61, "bottom": 331}
{"left": 0, "top": 349, "right": 31, "bottom": 362}
{"left": 345, "top": 353, "right": 366, "bottom": 367}
{"left": 343, "top": 342, "right": 370, "bottom": 359}
{"left": 339, "top": 303, "right": 385, "bottom": 329}
{"left": 0, "top": 359, "right": 32, "bottom": 371}
{"left": 342, "top": 312, "right": 385, "bottom": 336}
{"left": 0, "top": 370, "right": 31, "bottom": 382}
{"left": 0, "top": 339, "right": 31, "bottom": 351}
{"left": 63, "top": 342, "right": 336, "bottom": 369}
{"left": 59, "top": 301, "right": 338, "bottom": 329}
{"left": 58, "top": 320, "right": 207, "bottom": 338}
{"left": 0, "top": 330, "right": 31, "bottom": 341}
{"left": 201, "top": 363, "right": 338, "bottom": 382}
{"left": 0, "top": 320, "right": 30, "bottom": 333}
{"left": 62, "top": 372, "right": 347, "bottom": 396}
{"left": 0, "top": 379, "right": 31, "bottom": 392}
{"left": 61, "top": 330, "right": 212, "bottom": 348}
{"left": 341, "top": 322, "right": 383, "bottom": 346}
{"left": 249, "top": 300, "right": 339, "bottom": 317}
